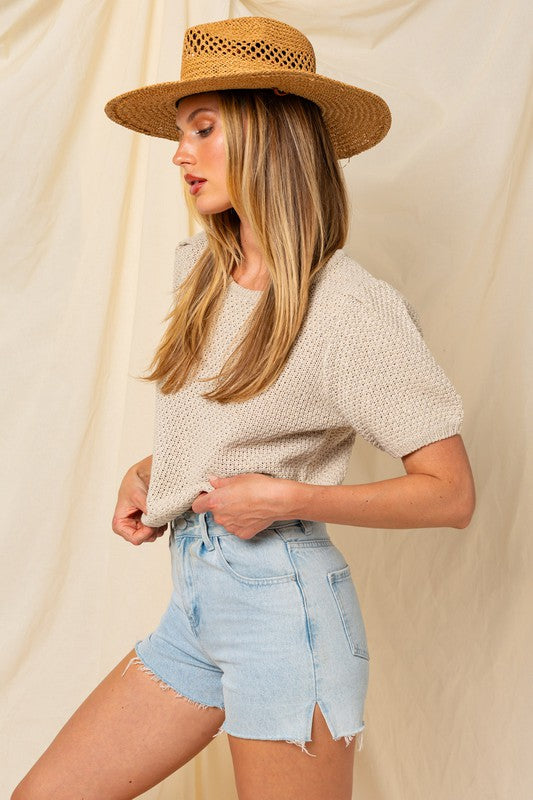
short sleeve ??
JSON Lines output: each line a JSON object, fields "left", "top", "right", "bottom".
{"left": 324, "top": 282, "right": 464, "bottom": 458}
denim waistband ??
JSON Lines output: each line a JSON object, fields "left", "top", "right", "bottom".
{"left": 170, "top": 510, "right": 328, "bottom": 543}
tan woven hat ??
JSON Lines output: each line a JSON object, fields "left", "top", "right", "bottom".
{"left": 104, "top": 16, "right": 391, "bottom": 159}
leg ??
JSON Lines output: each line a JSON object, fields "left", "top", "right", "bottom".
{"left": 227, "top": 703, "right": 356, "bottom": 800}
{"left": 11, "top": 649, "right": 225, "bottom": 800}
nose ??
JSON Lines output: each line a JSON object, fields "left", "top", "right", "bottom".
{"left": 172, "top": 140, "right": 193, "bottom": 167}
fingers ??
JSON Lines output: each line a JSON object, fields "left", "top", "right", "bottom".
{"left": 113, "top": 467, "right": 167, "bottom": 545}
{"left": 112, "top": 518, "right": 167, "bottom": 546}
{"left": 129, "top": 524, "right": 167, "bottom": 546}
{"left": 144, "top": 528, "right": 167, "bottom": 544}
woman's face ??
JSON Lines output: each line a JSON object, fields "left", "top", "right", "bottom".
{"left": 173, "top": 92, "right": 232, "bottom": 215}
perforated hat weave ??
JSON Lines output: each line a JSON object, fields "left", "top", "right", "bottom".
{"left": 104, "top": 16, "right": 392, "bottom": 159}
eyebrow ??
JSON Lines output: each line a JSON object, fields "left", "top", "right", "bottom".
{"left": 175, "top": 106, "right": 217, "bottom": 132}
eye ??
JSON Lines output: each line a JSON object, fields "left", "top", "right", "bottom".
{"left": 196, "top": 126, "right": 213, "bottom": 137}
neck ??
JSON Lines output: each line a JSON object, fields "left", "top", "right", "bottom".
{"left": 233, "top": 218, "right": 270, "bottom": 290}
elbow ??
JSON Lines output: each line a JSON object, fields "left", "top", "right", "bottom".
{"left": 451, "top": 479, "right": 476, "bottom": 529}
{"left": 453, "top": 511, "right": 474, "bottom": 529}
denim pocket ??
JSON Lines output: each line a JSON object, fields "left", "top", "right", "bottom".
{"left": 328, "top": 565, "right": 369, "bottom": 660}
{"left": 213, "top": 531, "right": 297, "bottom": 586}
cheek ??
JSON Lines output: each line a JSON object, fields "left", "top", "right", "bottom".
{"left": 209, "top": 136, "right": 228, "bottom": 186}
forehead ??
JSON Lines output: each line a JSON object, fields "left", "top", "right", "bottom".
{"left": 175, "top": 92, "right": 220, "bottom": 123}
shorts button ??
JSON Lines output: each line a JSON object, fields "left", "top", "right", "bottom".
{"left": 174, "top": 518, "right": 187, "bottom": 530}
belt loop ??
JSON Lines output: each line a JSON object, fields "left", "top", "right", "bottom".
{"left": 297, "top": 519, "right": 312, "bottom": 535}
{"left": 200, "top": 511, "right": 215, "bottom": 551}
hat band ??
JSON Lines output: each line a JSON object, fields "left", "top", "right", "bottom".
{"left": 180, "top": 28, "right": 316, "bottom": 82}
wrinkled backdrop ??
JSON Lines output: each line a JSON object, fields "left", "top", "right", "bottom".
{"left": 2, "top": 1, "right": 531, "bottom": 798}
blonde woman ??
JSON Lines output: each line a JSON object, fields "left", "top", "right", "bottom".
{"left": 12, "top": 17, "right": 475, "bottom": 800}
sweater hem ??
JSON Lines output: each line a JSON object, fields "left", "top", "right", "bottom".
{"left": 140, "top": 511, "right": 188, "bottom": 528}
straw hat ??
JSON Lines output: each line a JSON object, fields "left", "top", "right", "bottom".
{"left": 104, "top": 16, "right": 391, "bottom": 159}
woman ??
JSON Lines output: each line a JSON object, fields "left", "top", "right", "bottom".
{"left": 12, "top": 16, "right": 475, "bottom": 800}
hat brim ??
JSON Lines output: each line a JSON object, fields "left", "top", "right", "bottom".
{"left": 104, "top": 71, "right": 391, "bottom": 159}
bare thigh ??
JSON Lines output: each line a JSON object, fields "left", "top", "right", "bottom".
{"left": 228, "top": 703, "right": 356, "bottom": 800}
{"left": 11, "top": 649, "right": 225, "bottom": 800}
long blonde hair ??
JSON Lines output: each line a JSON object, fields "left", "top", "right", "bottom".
{"left": 143, "top": 89, "right": 349, "bottom": 403}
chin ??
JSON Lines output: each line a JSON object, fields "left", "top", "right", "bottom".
{"left": 195, "top": 199, "right": 233, "bottom": 216}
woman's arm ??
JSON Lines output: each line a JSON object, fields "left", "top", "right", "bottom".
{"left": 284, "top": 434, "right": 475, "bottom": 530}
{"left": 112, "top": 455, "right": 168, "bottom": 545}
{"left": 135, "top": 454, "right": 153, "bottom": 485}
{"left": 192, "top": 434, "right": 475, "bottom": 538}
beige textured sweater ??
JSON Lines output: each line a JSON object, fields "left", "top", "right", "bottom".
{"left": 141, "top": 231, "right": 463, "bottom": 527}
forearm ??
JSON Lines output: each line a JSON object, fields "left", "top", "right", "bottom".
{"left": 283, "top": 473, "right": 472, "bottom": 530}
{"left": 133, "top": 455, "right": 152, "bottom": 485}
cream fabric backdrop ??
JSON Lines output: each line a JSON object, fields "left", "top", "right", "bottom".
{"left": 2, "top": 1, "right": 531, "bottom": 798}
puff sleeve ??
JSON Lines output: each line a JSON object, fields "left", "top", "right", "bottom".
{"left": 324, "top": 281, "right": 464, "bottom": 458}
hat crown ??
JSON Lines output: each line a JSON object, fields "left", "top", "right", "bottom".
{"left": 180, "top": 17, "right": 316, "bottom": 82}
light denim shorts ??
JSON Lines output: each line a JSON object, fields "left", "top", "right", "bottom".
{"left": 129, "top": 510, "right": 369, "bottom": 753}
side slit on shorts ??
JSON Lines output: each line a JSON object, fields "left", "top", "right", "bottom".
{"left": 123, "top": 510, "right": 369, "bottom": 755}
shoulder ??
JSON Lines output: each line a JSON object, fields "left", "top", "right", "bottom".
{"left": 177, "top": 229, "right": 207, "bottom": 248}
{"left": 172, "top": 230, "right": 208, "bottom": 289}
{"left": 176, "top": 229, "right": 208, "bottom": 260}
{"left": 314, "top": 248, "right": 423, "bottom": 334}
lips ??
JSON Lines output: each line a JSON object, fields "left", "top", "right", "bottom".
{"left": 184, "top": 173, "right": 207, "bottom": 194}
{"left": 184, "top": 173, "right": 205, "bottom": 186}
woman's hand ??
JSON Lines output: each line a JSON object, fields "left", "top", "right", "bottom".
{"left": 191, "top": 473, "right": 294, "bottom": 539}
{"left": 112, "top": 456, "right": 167, "bottom": 545}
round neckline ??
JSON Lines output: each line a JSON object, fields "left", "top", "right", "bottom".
{"left": 225, "top": 247, "right": 345, "bottom": 298}
{"left": 228, "top": 276, "right": 265, "bottom": 296}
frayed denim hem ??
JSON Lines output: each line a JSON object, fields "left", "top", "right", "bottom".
{"left": 212, "top": 725, "right": 365, "bottom": 757}
{"left": 121, "top": 655, "right": 223, "bottom": 712}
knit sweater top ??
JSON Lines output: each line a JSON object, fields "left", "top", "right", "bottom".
{"left": 141, "top": 231, "right": 463, "bottom": 527}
